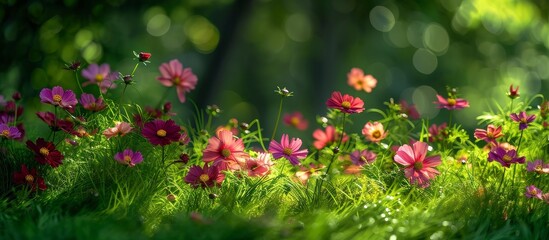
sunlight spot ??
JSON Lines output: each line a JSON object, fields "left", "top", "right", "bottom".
{"left": 370, "top": 6, "right": 395, "bottom": 32}
{"left": 285, "top": 13, "right": 311, "bottom": 42}
{"left": 423, "top": 23, "right": 449, "bottom": 55}
{"left": 413, "top": 48, "right": 438, "bottom": 74}
{"left": 147, "top": 14, "right": 171, "bottom": 36}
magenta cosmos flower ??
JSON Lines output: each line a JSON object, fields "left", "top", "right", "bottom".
{"left": 12, "top": 164, "right": 47, "bottom": 191}
{"left": 202, "top": 130, "right": 248, "bottom": 171}
{"left": 36, "top": 112, "right": 74, "bottom": 133}
{"left": 326, "top": 91, "right": 365, "bottom": 114}
{"left": 526, "top": 160, "right": 549, "bottom": 174}
{"left": 434, "top": 94, "right": 469, "bottom": 110}
{"left": 114, "top": 149, "right": 143, "bottom": 167}
{"left": 350, "top": 149, "right": 377, "bottom": 166}
{"left": 362, "top": 122, "right": 388, "bottom": 143}
{"left": 428, "top": 123, "right": 448, "bottom": 142}
{"left": 39, "top": 86, "right": 78, "bottom": 110}
{"left": 184, "top": 164, "right": 225, "bottom": 188}
{"left": 347, "top": 68, "right": 377, "bottom": 93}
{"left": 283, "top": 111, "right": 308, "bottom": 130}
{"left": 141, "top": 119, "right": 181, "bottom": 146}
{"left": 26, "top": 138, "right": 64, "bottom": 168}
{"left": 488, "top": 146, "right": 525, "bottom": 168}
{"left": 81, "top": 63, "right": 118, "bottom": 93}
{"left": 474, "top": 124, "right": 503, "bottom": 144}
{"left": 0, "top": 123, "right": 21, "bottom": 139}
{"left": 399, "top": 100, "right": 420, "bottom": 120}
{"left": 525, "top": 185, "right": 543, "bottom": 199}
{"left": 510, "top": 112, "right": 536, "bottom": 130}
{"left": 103, "top": 122, "right": 133, "bottom": 139}
{"left": 269, "top": 134, "right": 308, "bottom": 166}
{"left": 157, "top": 59, "right": 198, "bottom": 103}
{"left": 393, "top": 141, "right": 441, "bottom": 188}
{"left": 312, "top": 125, "right": 348, "bottom": 150}
{"left": 80, "top": 93, "right": 106, "bottom": 112}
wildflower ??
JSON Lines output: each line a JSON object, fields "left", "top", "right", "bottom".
{"left": 428, "top": 123, "right": 448, "bottom": 142}
{"left": 525, "top": 185, "right": 543, "bottom": 199}
{"left": 39, "top": 86, "right": 78, "bottom": 110}
{"left": 137, "top": 52, "right": 151, "bottom": 62}
{"left": 399, "top": 100, "right": 420, "bottom": 120}
{"left": 326, "top": 91, "right": 365, "bottom": 114}
{"left": 64, "top": 60, "right": 81, "bottom": 71}
{"left": 103, "top": 122, "right": 133, "bottom": 139}
{"left": 350, "top": 149, "right": 377, "bottom": 166}
{"left": 81, "top": 63, "right": 118, "bottom": 93}
{"left": 508, "top": 84, "right": 519, "bottom": 99}
{"left": 526, "top": 160, "right": 549, "bottom": 174}
{"left": 80, "top": 93, "right": 106, "bottom": 112}
{"left": 36, "top": 112, "right": 74, "bottom": 133}
{"left": 283, "top": 111, "right": 309, "bottom": 130}
{"left": 510, "top": 112, "right": 536, "bottom": 130}
{"left": 434, "top": 94, "right": 469, "bottom": 110}
{"left": 488, "top": 146, "right": 525, "bottom": 168}
{"left": 362, "top": 122, "right": 388, "bottom": 143}
{"left": 312, "top": 125, "right": 348, "bottom": 150}
{"left": 12, "top": 92, "right": 21, "bottom": 101}
{"left": 539, "top": 101, "right": 549, "bottom": 119}
{"left": 294, "top": 163, "right": 324, "bottom": 185}
{"left": 393, "top": 141, "right": 441, "bottom": 188}
{"left": 114, "top": 149, "right": 144, "bottom": 167}
{"left": 347, "top": 68, "right": 377, "bottom": 93}
{"left": 0, "top": 123, "right": 21, "bottom": 139}
{"left": 157, "top": 59, "right": 198, "bottom": 103}
{"left": 12, "top": 164, "right": 47, "bottom": 191}
{"left": 184, "top": 164, "right": 225, "bottom": 188}
{"left": 141, "top": 119, "right": 181, "bottom": 146}
{"left": 26, "top": 138, "right": 64, "bottom": 167}
{"left": 269, "top": 134, "right": 308, "bottom": 166}
{"left": 274, "top": 86, "right": 293, "bottom": 97}
{"left": 242, "top": 152, "right": 274, "bottom": 177}
{"left": 474, "top": 124, "right": 503, "bottom": 145}
{"left": 215, "top": 118, "right": 240, "bottom": 136}
{"left": 202, "top": 130, "right": 248, "bottom": 171}
{"left": 543, "top": 193, "right": 549, "bottom": 204}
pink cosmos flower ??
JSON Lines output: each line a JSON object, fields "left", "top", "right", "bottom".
{"left": 283, "top": 111, "right": 308, "bottom": 130}
{"left": 202, "top": 130, "right": 248, "bottom": 171}
{"left": 81, "top": 63, "right": 118, "bottom": 93}
{"left": 525, "top": 185, "right": 543, "bottom": 199}
{"left": 12, "top": 164, "right": 47, "bottom": 191}
{"left": 526, "top": 159, "right": 549, "bottom": 174}
{"left": 80, "top": 93, "right": 106, "bottom": 112}
{"left": 141, "top": 119, "right": 181, "bottom": 146}
{"left": 103, "top": 122, "right": 133, "bottom": 139}
{"left": 0, "top": 123, "right": 21, "bottom": 139}
{"left": 362, "top": 122, "right": 388, "bottom": 143}
{"left": 510, "top": 112, "right": 536, "bottom": 130}
{"left": 269, "top": 134, "right": 308, "bottom": 166}
{"left": 393, "top": 141, "right": 441, "bottom": 188}
{"left": 114, "top": 149, "right": 144, "bottom": 167}
{"left": 312, "top": 125, "right": 348, "bottom": 150}
{"left": 326, "top": 91, "right": 365, "bottom": 114}
{"left": 350, "top": 149, "right": 377, "bottom": 166}
{"left": 39, "top": 86, "right": 78, "bottom": 110}
{"left": 347, "top": 68, "right": 377, "bottom": 93}
{"left": 428, "top": 123, "right": 448, "bottom": 142}
{"left": 474, "top": 124, "right": 503, "bottom": 145}
{"left": 488, "top": 146, "right": 525, "bottom": 168}
{"left": 434, "top": 94, "right": 469, "bottom": 110}
{"left": 184, "top": 164, "right": 225, "bottom": 188}
{"left": 399, "top": 100, "right": 420, "bottom": 120}
{"left": 242, "top": 152, "right": 274, "bottom": 177}
{"left": 157, "top": 59, "right": 198, "bottom": 103}
{"left": 294, "top": 163, "right": 324, "bottom": 185}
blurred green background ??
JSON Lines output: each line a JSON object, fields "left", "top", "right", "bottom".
{"left": 2, "top": 0, "right": 549, "bottom": 140}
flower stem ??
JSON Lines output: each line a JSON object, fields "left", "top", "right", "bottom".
{"left": 74, "top": 71, "right": 85, "bottom": 94}
{"left": 515, "top": 130, "right": 524, "bottom": 154}
{"left": 496, "top": 168, "right": 507, "bottom": 194}
{"left": 130, "top": 63, "right": 140, "bottom": 77}
{"left": 270, "top": 97, "right": 284, "bottom": 141}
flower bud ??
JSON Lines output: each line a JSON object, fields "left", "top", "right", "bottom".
{"left": 138, "top": 52, "right": 151, "bottom": 62}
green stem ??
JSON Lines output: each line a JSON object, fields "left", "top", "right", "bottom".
{"left": 156, "top": 88, "right": 172, "bottom": 109}
{"left": 74, "top": 71, "right": 84, "bottom": 94}
{"left": 496, "top": 168, "right": 507, "bottom": 195}
{"left": 270, "top": 97, "right": 284, "bottom": 141}
{"left": 515, "top": 130, "right": 524, "bottom": 154}
{"left": 130, "top": 63, "right": 140, "bottom": 77}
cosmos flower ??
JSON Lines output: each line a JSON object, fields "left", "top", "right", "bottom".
{"left": 202, "top": 130, "right": 248, "bottom": 171}
{"left": 283, "top": 111, "right": 308, "bottom": 130}
{"left": 184, "top": 164, "right": 225, "bottom": 188}
{"left": 508, "top": 84, "right": 519, "bottom": 99}
{"left": 12, "top": 164, "right": 47, "bottom": 191}
{"left": 488, "top": 146, "right": 525, "bottom": 168}
{"left": 0, "top": 123, "right": 21, "bottom": 139}
{"left": 80, "top": 93, "right": 106, "bottom": 112}
{"left": 157, "top": 59, "right": 198, "bottom": 103}
{"left": 103, "top": 122, "right": 133, "bottom": 139}
{"left": 26, "top": 138, "right": 64, "bottom": 168}
{"left": 81, "top": 63, "right": 119, "bottom": 93}
{"left": 399, "top": 100, "right": 420, "bottom": 120}
{"left": 474, "top": 124, "right": 503, "bottom": 145}
{"left": 510, "top": 112, "right": 536, "bottom": 130}
{"left": 114, "top": 149, "right": 144, "bottom": 167}
{"left": 525, "top": 185, "right": 543, "bottom": 199}
{"left": 141, "top": 119, "right": 181, "bottom": 146}
{"left": 393, "top": 141, "right": 441, "bottom": 188}
{"left": 312, "top": 125, "right": 348, "bottom": 150}
{"left": 526, "top": 159, "right": 549, "bottom": 174}
{"left": 39, "top": 86, "right": 78, "bottom": 110}
{"left": 434, "top": 94, "right": 469, "bottom": 110}
{"left": 347, "top": 68, "right": 377, "bottom": 93}
{"left": 326, "top": 91, "right": 365, "bottom": 114}
{"left": 242, "top": 152, "right": 274, "bottom": 177}
{"left": 36, "top": 112, "right": 74, "bottom": 133}
{"left": 362, "top": 122, "right": 388, "bottom": 143}
{"left": 269, "top": 134, "right": 308, "bottom": 166}
{"left": 428, "top": 123, "right": 448, "bottom": 142}
{"left": 294, "top": 163, "right": 324, "bottom": 185}
{"left": 350, "top": 149, "right": 377, "bottom": 166}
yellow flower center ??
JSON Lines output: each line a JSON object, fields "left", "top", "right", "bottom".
{"left": 39, "top": 147, "right": 49, "bottom": 156}
{"left": 291, "top": 117, "right": 300, "bottom": 126}
{"left": 25, "top": 174, "right": 34, "bottom": 183}
{"left": 531, "top": 189, "right": 538, "bottom": 195}
{"left": 53, "top": 94, "right": 62, "bottom": 102}
{"left": 95, "top": 74, "right": 104, "bottom": 82}
{"left": 502, "top": 154, "right": 512, "bottom": 162}
{"left": 173, "top": 76, "right": 181, "bottom": 85}
{"left": 221, "top": 149, "right": 231, "bottom": 158}
{"left": 124, "top": 155, "right": 131, "bottom": 163}
{"left": 156, "top": 129, "right": 167, "bottom": 137}
{"left": 535, "top": 165, "right": 542, "bottom": 172}
{"left": 447, "top": 98, "right": 456, "bottom": 106}
{"left": 341, "top": 101, "right": 351, "bottom": 109}
{"left": 199, "top": 174, "right": 210, "bottom": 182}
{"left": 283, "top": 148, "right": 293, "bottom": 156}
{"left": 372, "top": 130, "right": 381, "bottom": 139}
{"left": 1, "top": 130, "right": 8, "bottom": 137}
{"left": 414, "top": 161, "right": 423, "bottom": 170}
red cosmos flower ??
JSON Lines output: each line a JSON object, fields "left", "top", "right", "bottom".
{"left": 157, "top": 59, "right": 198, "bottom": 103}
{"left": 184, "top": 164, "right": 225, "bottom": 188}
{"left": 434, "top": 94, "right": 469, "bottom": 110}
{"left": 26, "top": 138, "right": 64, "bottom": 168}
{"left": 508, "top": 84, "right": 519, "bottom": 99}
{"left": 269, "top": 134, "right": 308, "bottom": 166}
{"left": 326, "top": 91, "right": 365, "bottom": 114}
{"left": 203, "top": 130, "right": 248, "bottom": 171}
{"left": 80, "top": 93, "right": 106, "bottom": 112}
{"left": 474, "top": 124, "right": 503, "bottom": 145}
{"left": 362, "top": 122, "right": 388, "bottom": 143}
{"left": 141, "top": 119, "right": 181, "bottom": 146}
{"left": 347, "top": 68, "right": 377, "bottom": 93}
{"left": 393, "top": 141, "right": 441, "bottom": 188}
{"left": 39, "top": 86, "right": 78, "bottom": 110}
{"left": 138, "top": 52, "right": 151, "bottom": 62}
{"left": 312, "top": 125, "right": 348, "bottom": 150}
{"left": 36, "top": 112, "right": 74, "bottom": 133}
{"left": 13, "top": 164, "right": 47, "bottom": 191}
{"left": 283, "top": 111, "right": 308, "bottom": 130}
